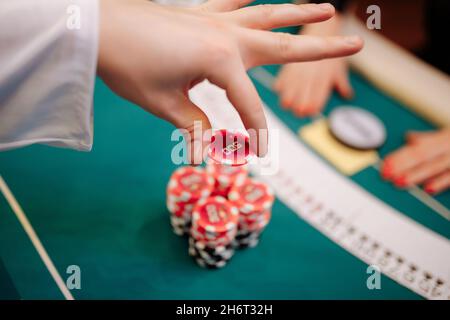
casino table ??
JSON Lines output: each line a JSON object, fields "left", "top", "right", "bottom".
{"left": 1, "top": 6, "right": 449, "bottom": 300}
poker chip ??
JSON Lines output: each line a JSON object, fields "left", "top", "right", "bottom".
{"left": 167, "top": 166, "right": 215, "bottom": 202}
{"left": 228, "top": 177, "right": 274, "bottom": 214}
{"left": 166, "top": 200, "right": 194, "bottom": 218}
{"left": 192, "top": 196, "right": 239, "bottom": 234}
{"left": 166, "top": 166, "right": 215, "bottom": 236}
{"left": 165, "top": 165, "right": 274, "bottom": 268}
{"left": 232, "top": 229, "right": 262, "bottom": 249}
{"left": 190, "top": 196, "right": 239, "bottom": 250}
{"left": 328, "top": 106, "right": 387, "bottom": 150}
{"left": 188, "top": 237, "right": 234, "bottom": 269}
{"left": 207, "top": 129, "right": 253, "bottom": 166}
{"left": 238, "top": 211, "right": 271, "bottom": 232}
{"left": 228, "top": 177, "right": 273, "bottom": 249}
{"left": 232, "top": 238, "right": 259, "bottom": 249}
{"left": 206, "top": 162, "right": 248, "bottom": 198}
{"left": 189, "top": 237, "right": 234, "bottom": 260}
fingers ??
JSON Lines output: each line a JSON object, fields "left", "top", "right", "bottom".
{"left": 274, "top": 62, "right": 333, "bottom": 117}
{"left": 292, "top": 80, "right": 314, "bottom": 116}
{"left": 303, "top": 78, "right": 331, "bottom": 116}
{"left": 209, "top": 62, "right": 268, "bottom": 157}
{"left": 396, "top": 152, "right": 450, "bottom": 188}
{"left": 226, "top": 3, "right": 334, "bottom": 30}
{"left": 381, "top": 141, "right": 449, "bottom": 180}
{"left": 381, "top": 129, "right": 450, "bottom": 195}
{"left": 272, "top": 76, "right": 282, "bottom": 92}
{"left": 199, "top": 0, "right": 254, "bottom": 13}
{"left": 240, "top": 32, "right": 363, "bottom": 68}
{"left": 405, "top": 131, "right": 436, "bottom": 144}
{"left": 162, "top": 93, "right": 212, "bottom": 165}
{"left": 424, "top": 170, "right": 450, "bottom": 195}
{"left": 274, "top": 68, "right": 299, "bottom": 109}
{"left": 334, "top": 64, "right": 354, "bottom": 99}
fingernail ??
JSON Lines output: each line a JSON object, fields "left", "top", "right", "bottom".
{"left": 381, "top": 162, "right": 392, "bottom": 179}
{"left": 394, "top": 176, "right": 407, "bottom": 188}
{"left": 318, "top": 3, "right": 333, "bottom": 11}
{"left": 381, "top": 169, "right": 392, "bottom": 180}
{"left": 281, "top": 99, "right": 292, "bottom": 108}
{"left": 345, "top": 36, "right": 361, "bottom": 46}
{"left": 424, "top": 184, "right": 435, "bottom": 194}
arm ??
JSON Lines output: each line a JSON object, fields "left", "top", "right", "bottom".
{"left": 0, "top": 0, "right": 98, "bottom": 151}
{"left": 1, "top": 0, "right": 363, "bottom": 164}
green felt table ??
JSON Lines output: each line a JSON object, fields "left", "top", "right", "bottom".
{"left": 0, "top": 1, "right": 449, "bottom": 297}
{"left": 1, "top": 65, "right": 448, "bottom": 300}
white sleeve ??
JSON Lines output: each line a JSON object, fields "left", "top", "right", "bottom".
{"left": 0, "top": 0, "right": 98, "bottom": 151}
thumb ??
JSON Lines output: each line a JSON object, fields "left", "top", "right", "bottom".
{"left": 164, "top": 93, "right": 212, "bottom": 165}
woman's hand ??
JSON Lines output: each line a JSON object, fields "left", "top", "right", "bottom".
{"left": 98, "top": 0, "right": 363, "bottom": 163}
{"left": 381, "top": 128, "right": 450, "bottom": 194}
{"left": 274, "top": 14, "right": 353, "bottom": 117}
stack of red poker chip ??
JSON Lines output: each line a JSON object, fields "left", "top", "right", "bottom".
{"left": 166, "top": 163, "right": 274, "bottom": 269}
{"left": 206, "top": 161, "right": 248, "bottom": 198}
{"left": 228, "top": 176, "right": 274, "bottom": 248}
{"left": 189, "top": 196, "right": 239, "bottom": 268}
{"left": 166, "top": 166, "right": 215, "bottom": 236}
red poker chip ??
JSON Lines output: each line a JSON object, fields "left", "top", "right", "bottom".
{"left": 206, "top": 162, "right": 248, "bottom": 185}
{"left": 238, "top": 211, "right": 271, "bottom": 232}
{"left": 192, "top": 224, "right": 237, "bottom": 241}
{"left": 191, "top": 232, "right": 236, "bottom": 246}
{"left": 239, "top": 210, "right": 270, "bottom": 224}
{"left": 166, "top": 200, "right": 195, "bottom": 218}
{"left": 228, "top": 177, "right": 275, "bottom": 214}
{"left": 207, "top": 130, "right": 253, "bottom": 166}
{"left": 191, "top": 196, "right": 239, "bottom": 234}
{"left": 210, "top": 188, "right": 230, "bottom": 198}
{"left": 167, "top": 166, "right": 215, "bottom": 202}
{"left": 239, "top": 209, "right": 271, "bottom": 223}
{"left": 190, "top": 231, "right": 235, "bottom": 247}
{"left": 207, "top": 162, "right": 248, "bottom": 198}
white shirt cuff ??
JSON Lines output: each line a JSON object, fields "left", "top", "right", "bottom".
{"left": 0, "top": 0, "right": 99, "bottom": 151}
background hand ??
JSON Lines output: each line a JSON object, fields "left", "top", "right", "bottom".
{"left": 381, "top": 128, "right": 450, "bottom": 194}
{"left": 274, "top": 14, "right": 353, "bottom": 117}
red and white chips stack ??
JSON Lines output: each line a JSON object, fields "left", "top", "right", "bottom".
{"left": 228, "top": 176, "right": 275, "bottom": 249}
{"left": 166, "top": 163, "right": 274, "bottom": 269}
{"left": 206, "top": 161, "right": 248, "bottom": 198}
{"left": 166, "top": 166, "right": 215, "bottom": 236}
{"left": 189, "top": 196, "right": 239, "bottom": 269}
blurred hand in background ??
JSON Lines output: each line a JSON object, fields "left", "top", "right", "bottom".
{"left": 381, "top": 129, "right": 450, "bottom": 194}
{"left": 274, "top": 13, "right": 353, "bottom": 117}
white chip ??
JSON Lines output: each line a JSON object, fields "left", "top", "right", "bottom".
{"left": 329, "top": 106, "right": 386, "bottom": 150}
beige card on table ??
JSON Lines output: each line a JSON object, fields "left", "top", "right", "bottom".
{"left": 299, "top": 119, "right": 379, "bottom": 176}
